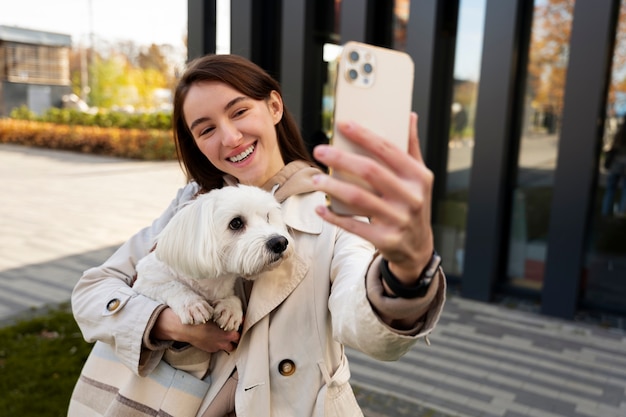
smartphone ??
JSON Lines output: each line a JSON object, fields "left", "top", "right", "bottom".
{"left": 328, "top": 41, "right": 415, "bottom": 215}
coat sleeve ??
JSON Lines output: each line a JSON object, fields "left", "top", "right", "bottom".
{"left": 71, "top": 183, "right": 199, "bottom": 376}
{"left": 328, "top": 228, "right": 446, "bottom": 361}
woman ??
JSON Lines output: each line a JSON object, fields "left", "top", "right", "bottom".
{"left": 69, "top": 54, "right": 446, "bottom": 417}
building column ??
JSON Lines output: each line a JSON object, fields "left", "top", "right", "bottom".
{"left": 187, "top": 0, "right": 217, "bottom": 60}
{"left": 542, "top": 0, "right": 619, "bottom": 319}
{"left": 462, "top": 0, "right": 532, "bottom": 300}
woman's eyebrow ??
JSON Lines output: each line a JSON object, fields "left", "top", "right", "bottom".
{"left": 189, "top": 96, "right": 249, "bottom": 132}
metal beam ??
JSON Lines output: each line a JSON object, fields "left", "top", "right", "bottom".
{"left": 230, "top": 0, "right": 253, "bottom": 59}
{"left": 187, "top": 0, "right": 216, "bottom": 61}
{"left": 462, "top": 0, "right": 530, "bottom": 300}
{"left": 339, "top": 0, "right": 367, "bottom": 43}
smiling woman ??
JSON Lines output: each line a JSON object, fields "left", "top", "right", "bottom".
{"left": 69, "top": 52, "right": 446, "bottom": 417}
{"left": 183, "top": 83, "right": 286, "bottom": 187}
{"left": 172, "top": 54, "right": 315, "bottom": 191}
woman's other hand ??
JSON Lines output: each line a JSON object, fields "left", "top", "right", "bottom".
{"left": 152, "top": 307, "right": 241, "bottom": 353}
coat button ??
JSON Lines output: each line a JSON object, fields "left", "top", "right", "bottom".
{"left": 278, "top": 359, "right": 296, "bottom": 376}
{"left": 106, "top": 298, "right": 121, "bottom": 311}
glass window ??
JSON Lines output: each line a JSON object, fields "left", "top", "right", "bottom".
{"left": 393, "top": 0, "right": 409, "bottom": 51}
{"left": 506, "top": 0, "right": 575, "bottom": 290}
{"left": 5, "top": 43, "right": 70, "bottom": 85}
{"left": 433, "top": 0, "right": 486, "bottom": 276}
{"left": 583, "top": 1, "right": 626, "bottom": 315}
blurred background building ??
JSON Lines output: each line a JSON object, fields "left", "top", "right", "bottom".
{"left": 189, "top": 0, "right": 626, "bottom": 321}
{"left": 0, "top": 25, "right": 72, "bottom": 116}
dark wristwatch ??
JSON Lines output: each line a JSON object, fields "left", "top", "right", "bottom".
{"left": 380, "top": 251, "right": 441, "bottom": 299}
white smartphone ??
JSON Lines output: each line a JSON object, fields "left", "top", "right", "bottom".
{"left": 328, "top": 41, "right": 415, "bottom": 215}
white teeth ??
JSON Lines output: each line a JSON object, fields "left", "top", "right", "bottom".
{"left": 228, "top": 144, "right": 255, "bottom": 162}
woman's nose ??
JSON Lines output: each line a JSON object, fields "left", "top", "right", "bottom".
{"left": 221, "top": 122, "right": 243, "bottom": 146}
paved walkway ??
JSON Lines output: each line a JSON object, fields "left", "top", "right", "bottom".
{"left": 1, "top": 144, "right": 625, "bottom": 417}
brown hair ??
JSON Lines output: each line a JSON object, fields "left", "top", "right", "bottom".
{"left": 172, "top": 54, "right": 316, "bottom": 191}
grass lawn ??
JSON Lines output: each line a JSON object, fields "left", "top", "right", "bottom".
{"left": 0, "top": 303, "right": 93, "bottom": 417}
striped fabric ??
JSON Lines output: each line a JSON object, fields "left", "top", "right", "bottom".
{"left": 163, "top": 344, "right": 213, "bottom": 379}
{"left": 68, "top": 342, "right": 212, "bottom": 417}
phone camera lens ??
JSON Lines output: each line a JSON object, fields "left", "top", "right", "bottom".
{"left": 348, "top": 69, "right": 358, "bottom": 80}
{"left": 363, "top": 63, "right": 373, "bottom": 74}
{"left": 349, "top": 51, "right": 359, "bottom": 62}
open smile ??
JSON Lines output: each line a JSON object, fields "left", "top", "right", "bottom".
{"left": 228, "top": 142, "right": 256, "bottom": 163}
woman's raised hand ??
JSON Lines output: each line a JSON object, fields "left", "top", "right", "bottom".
{"left": 312, "top": 112, "right": 434, "bottom": 284}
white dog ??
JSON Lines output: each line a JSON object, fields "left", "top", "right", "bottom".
{"left": 134, "top": 184, "right": 293, "bottom": 332}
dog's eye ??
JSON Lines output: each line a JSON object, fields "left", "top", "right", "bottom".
{"left": 229, "top": 217, "right": 244, "bottom": 230}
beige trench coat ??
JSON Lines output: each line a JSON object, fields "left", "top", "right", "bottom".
{"left": 71, "top": 181, "right": 446, "bottom": 417}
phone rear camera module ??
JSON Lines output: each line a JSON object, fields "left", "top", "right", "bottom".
{"left": 343, "top": 46, "right": 376, "bottom": 88}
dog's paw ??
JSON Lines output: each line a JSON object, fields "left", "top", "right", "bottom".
{"left": 212, "top": 297, "right": 243, "bottom": 331}
{"left": 172, "top": 299, "right": 214, "bottom": 325}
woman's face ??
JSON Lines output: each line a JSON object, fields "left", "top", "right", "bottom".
{"left": 183, "top": 81, "right": 286, "bottom": 187}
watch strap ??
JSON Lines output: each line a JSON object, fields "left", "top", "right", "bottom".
{"left": 380, "top": 251, "right": 441, "bottom": 299}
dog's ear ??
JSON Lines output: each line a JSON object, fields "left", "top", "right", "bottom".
{"left": 155, "top": 196, "right": 221, "bottom": 278}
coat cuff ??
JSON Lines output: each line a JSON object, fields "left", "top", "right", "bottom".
{"left": 138, "top": 304, "right": 171, "bottom": 376}
{"left": 366, "top": 254, "right": 446, "bottom": 336}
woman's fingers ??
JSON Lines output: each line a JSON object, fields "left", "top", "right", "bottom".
{"left": 312, "top": 172, "right": 407, "bottom": 223}
{"left": 333, "top": 112, "right": 422, "bottom": 174}
{"left": 312, "top": 112, "right": 435, "bottom": 273}
{"left": 407, "top": 112, "right": 424, "bottom": 163}
{"left": 314, "top": 146, "right": 412, "bottom": 204}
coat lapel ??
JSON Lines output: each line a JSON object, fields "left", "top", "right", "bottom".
{"left": 242, "top": 253, "right": 308, "bottom": 334}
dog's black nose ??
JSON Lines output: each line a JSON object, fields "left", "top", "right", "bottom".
{"left": 267, "top": 236, "right": 288, "bottom": 254}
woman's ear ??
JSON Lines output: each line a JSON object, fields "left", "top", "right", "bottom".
{"left": 268, "top": 90, "right": 284, "bottom": 124}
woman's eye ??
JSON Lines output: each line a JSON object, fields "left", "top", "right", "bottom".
{"left": 229, "top": 217, "right": 244, "bottom": 230}
{"left": 233, "top": 108, "right": 247, "bottom": 118}
{"left": 199, "top": 126, "right": 214, "bottom": 137}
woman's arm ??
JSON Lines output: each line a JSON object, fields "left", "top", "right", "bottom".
{"left": 72, "top": 184, "right": 198, "bottom": 375}
{"left": 314, "top": 113, "right": 446, "bottom": 359}
{"left": 327, "top": 227, "right": 445, "bottom": 361}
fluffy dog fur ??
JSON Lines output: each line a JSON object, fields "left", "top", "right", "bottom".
{"left": 134, "top": 184, "right": 293, "bottom": 332}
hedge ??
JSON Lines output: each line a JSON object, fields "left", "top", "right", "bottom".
{"left": 10, "top": 106, "right": 172, "bottom": 131}
{"left": 0, "top": 119, "right": 177, "bottom": 161}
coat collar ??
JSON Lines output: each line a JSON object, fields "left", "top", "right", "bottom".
{"left": 281, "top": 191, "right": 325, "bottom": 234}
{"left": 242, "top": 253, "right": 308, "bottom": 334}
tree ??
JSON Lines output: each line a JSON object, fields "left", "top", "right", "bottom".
{"left": 137, "top": 44, "right": 169, "bottom": 73}
{"left": 88, "top": 54, "right": 129, "bottom": 109}
{"left": 527, "top": 0, "right": 626, "bottom": 124}
{"left": 67, "top": 38, "right": 180, "bottom": 111}
{"left": 137, "top": 43, "right": 179, "bottom": 92}
{"left": 608, "top": 2, "right": 626, "bottom": 116}
{"left": 526, "top": 0, "right": 574, "bottom": 131}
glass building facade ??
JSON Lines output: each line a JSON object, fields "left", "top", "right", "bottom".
{"left": 189, "top": 0, "right": 626, "bottom": 320}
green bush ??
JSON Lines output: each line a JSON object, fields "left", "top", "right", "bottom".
{"left": 9, "top": 106, "right": 172, "bottom": 131}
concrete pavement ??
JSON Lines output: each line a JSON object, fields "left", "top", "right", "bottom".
{"left": 0, "top": 144, "right": 186, "bottom": 321}
{"left": 1, "top": 144, "right": 625, "bottom": 417}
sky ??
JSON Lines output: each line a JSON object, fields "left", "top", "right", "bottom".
{"left": 0, "top": 0, "right": 484, "bottom": 81}
{"left": 454, "top": 0, "right": 487, "bottom": 82}
{"left": 0, "top": 0, "right": 188, "bottom": 49}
